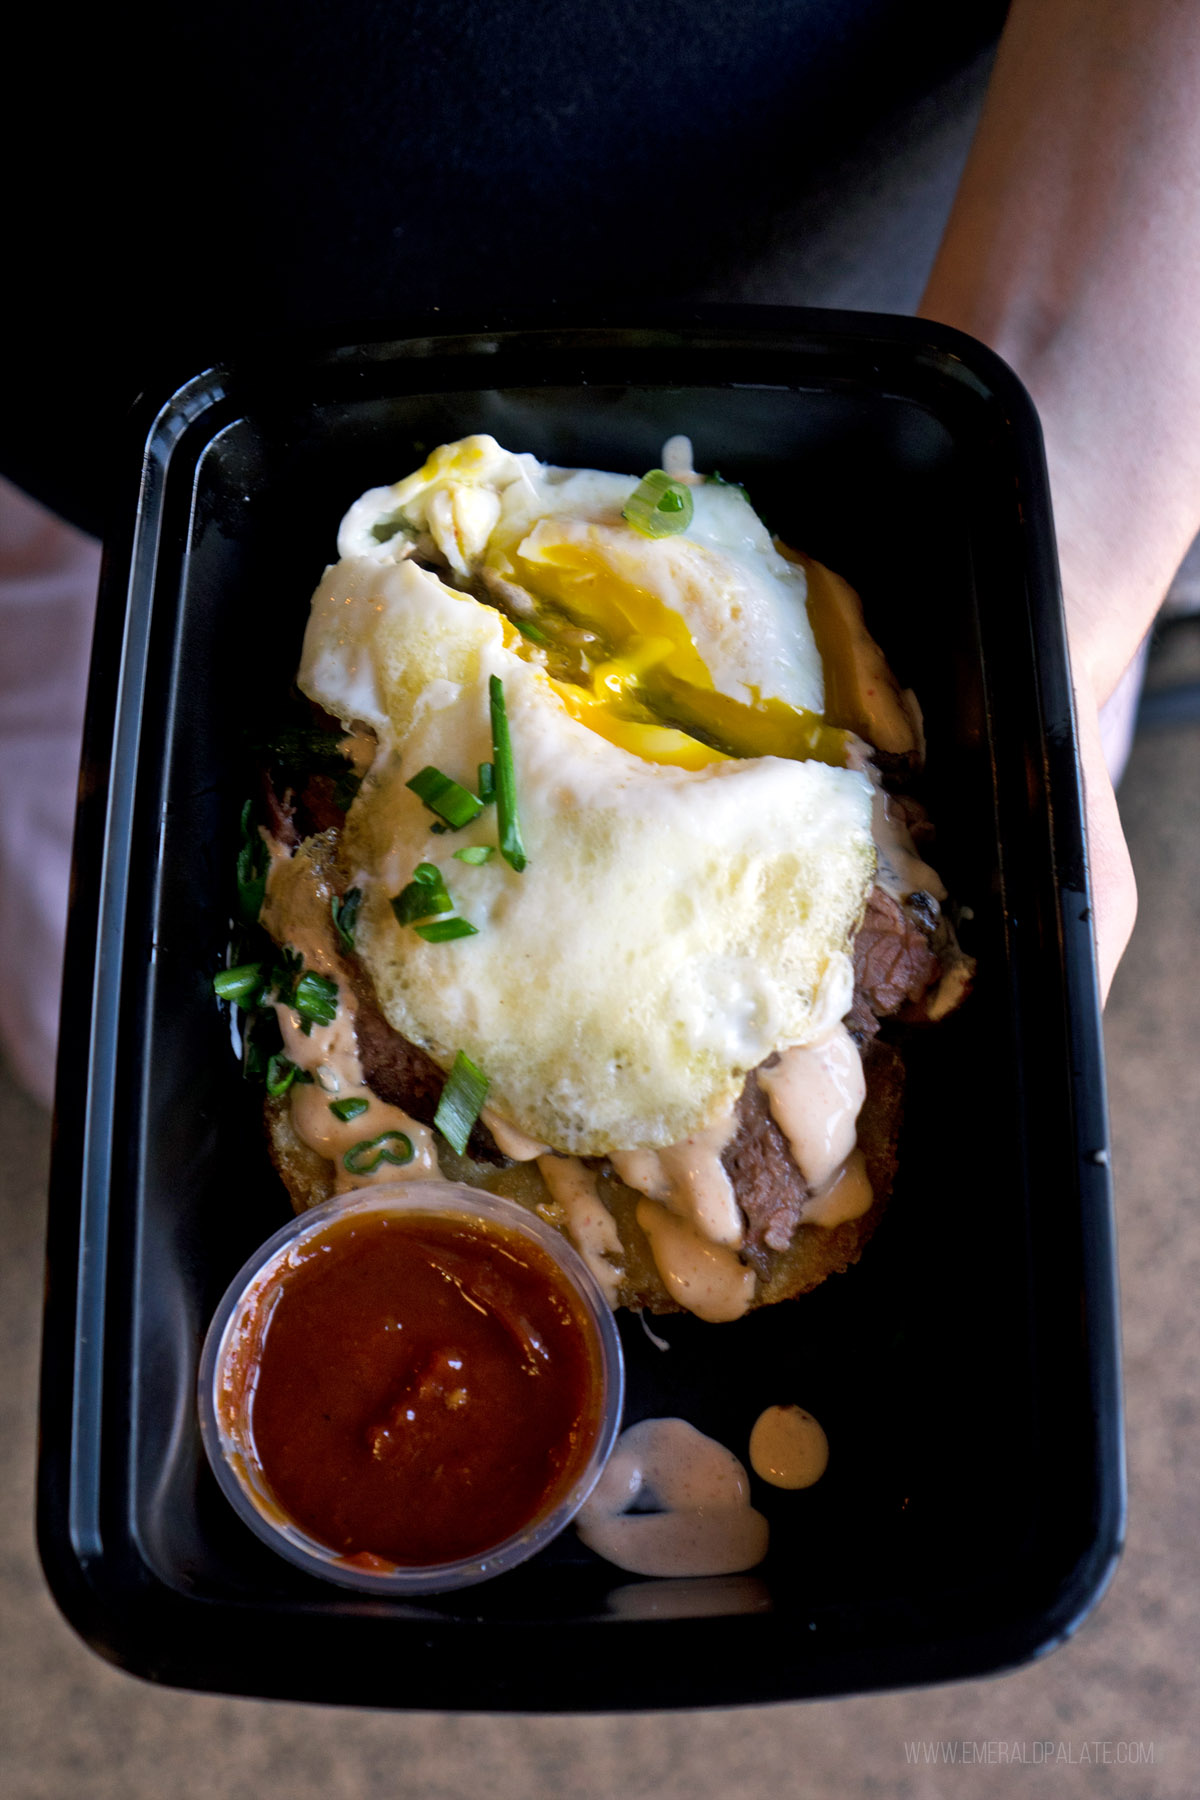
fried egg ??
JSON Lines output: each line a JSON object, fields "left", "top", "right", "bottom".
{"left": 299, "top": 438, "right": 875, "bottom": 1153}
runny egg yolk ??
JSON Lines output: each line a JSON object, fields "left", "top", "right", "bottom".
{"left": 491, "top": 541, "right": 847, "bottom": 771}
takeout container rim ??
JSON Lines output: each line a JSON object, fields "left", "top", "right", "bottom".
{"left": 122, "top": 301, "right": 1049, "bottom": 471}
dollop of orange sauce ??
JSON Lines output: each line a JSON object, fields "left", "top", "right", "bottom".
{"left": 224, "top": 1210, "right": 604, "bottom": 1567}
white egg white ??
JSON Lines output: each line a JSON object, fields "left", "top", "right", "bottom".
{"left": 299, "top": 442, "right": 877, "bottom": 1154}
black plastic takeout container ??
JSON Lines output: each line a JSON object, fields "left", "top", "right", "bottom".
{"left": 39, "top": 310, "right": 1123, "bottom": 1709}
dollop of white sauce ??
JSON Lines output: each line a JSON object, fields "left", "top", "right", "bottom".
{"left": 749, "top": 1405, "right": 829, "bottom": 1489}
{"left": 575, "top": 1418, "right": 769, "bottom": 1577}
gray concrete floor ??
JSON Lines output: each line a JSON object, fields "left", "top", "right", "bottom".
{"left": 2, "top": 623, "right": 1197, "bottom": 1797}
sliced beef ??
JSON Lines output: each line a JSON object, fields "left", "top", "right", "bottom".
{"left": 298, "top": 771, "right": 351, "bottom": 835}
{"left": 852, "top": 886, "right": 940, "bottom": 1022}
{"left": 346, "top": 971, "right": 446, "bottom": 1119}
{"left": 261, "top": 773, "right": 300, "bottom": 851}
{"left": 722, "top": 1072, "right": 811, "bottom": 1268}
{"left": 344, "top": 961, "right": 504, "bottom": 1164}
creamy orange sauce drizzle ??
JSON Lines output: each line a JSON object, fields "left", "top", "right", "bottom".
{"left": 749, "top": 1405, "right": 829, "bottom": 1489}
{"left": 482, "top": 1108, "right": 550, "bottom": 1161}
{"left": 756, "top": 1025, "right": 864, "bottom": 1191}
{"left": 803, "top": 1148, "right": 873, "bottom": 1228}
{"left": 575, "top": 1418, "right": 768, "bottom": 1577}
{"left": 263, "top": 850, "right": 439, "bottom": 1195}
{"left": 276, "top": 997, "right": 440, "bottom": 1195}
{"left": 635, "top": 1200, "right": 756, "bottom": 1322}
{"left": 610, "top": 1101, "right": 741, "bottom": 1248}
{"left": 536, "top": 1155, "right": 624, "bottom": 1306}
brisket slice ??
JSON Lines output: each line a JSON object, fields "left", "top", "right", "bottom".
{"left": 261, "top": 774, "right": 300, "bottom": 851}
{"left": 722, "top": 1070, "right": 810, "bottom": 1267}
{"left": 344, "top": 961, "right": 505, "bottom": 1164}
{"left": 852, "top": 886, "right": 940, "bottom": 1024}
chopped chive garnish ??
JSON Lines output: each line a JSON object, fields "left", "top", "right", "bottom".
{"left": 271, "top": 947, "right": 303, "bottom": 993}
{"left": 331, "top": 886, "right": 362, "bottom": 953}
{"left": 454, "top": 844, "right": 494, "bottom": 864}
{"left": 392, "top": 861, "right": 453, "bottom": 925}
{"left": 406, "top": 764, "right": 483, "bottom": 829}
{"left": 433, "top": 1049, "right": 490, "bottom": 1155}
{"left": 330, "top": 1095, "right": 369, "bottom": 1122}
{"left": 514, "top": 617, "right": 550, "bottom": 645}
{"left": 488, "top": 674, "right": 527, "bottom": 872}
{"left": 622, "top": 468, "right": 694, "bottom": 539}
{"left": 343, "top": 1130, "right": 415, "bottom": 1175}
{"left": 213, "top": 963, "right": 263, "bottom": 1006}
{"left": 292, "top": 970, "right": 339, "bottom": 1028}
{"left": 477, "top": 761, "right": 495, "bottom": 803}
{"left": 265, "top": 1053, "right": 301, "bottom": 1097}
{"left": 413, "top": 917, "right": 479, "bottom": 942}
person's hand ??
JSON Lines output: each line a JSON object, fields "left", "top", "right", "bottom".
{"left": 919, "top": 0, "right": 1200, "bottom": 1000}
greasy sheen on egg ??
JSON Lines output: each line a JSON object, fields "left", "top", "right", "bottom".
{"left": 336, "top": 434, "right": 824, "bottom": 719}
{"left": 300, "top": 557, "right": 875, "bottom": 1155}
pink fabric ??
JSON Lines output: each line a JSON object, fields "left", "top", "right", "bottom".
{"left": 0, "top": 479, "right": 99, "bottom": 1107}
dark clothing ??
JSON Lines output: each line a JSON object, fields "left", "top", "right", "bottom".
{"left": 5, "top": 2, "right": 1004, "bottom": 533}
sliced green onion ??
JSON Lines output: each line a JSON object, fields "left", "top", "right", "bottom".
{"left": 433, "top": 1049, "right": 490, "bottom": 1155}
{"left": 265, "top": 1053, "right": 300, "bottom": 1097}
{"left": 413, "top": 917, "right": 479, "bottom": 942}
{"left": 330, "top": 1095, "right": 369, "bottom": 1122}
{"left": 244, "top": 1007, "right": 279, "bottom": 1080}
{"left": 488, "top": 674, "right": 528, "bottom": 872}
{"left": 453, "top": 844, "right": 494, "bottom": 865}
{"left": 392, "top": 862, "right": 453, "bottom": 925}
{"left": 343, "top": 1130, "right": 415, "bottom": 1175}
{"left": 406, "top": 764, "right": 483, "bottom": 829}
{"left": 292, "top": 970, "right": 339, "bottom": 1028}
{"left": 622, "top": 468, "right": 695, "bottom": 539}
{"left": 331, "top": 886, "right": 362, "bottom": 953}
{"left": 477, "top": 761, "right": 495, "bottom": 803}
{"left": 514, "top": 617, "right": 550, "bottom": 645}
{"left": 213, "top": 963, "right": 263, "bottom": 1006}
{"left": 245, "top": 1030, "right": 268, "bottom": 1081}
{"left": 269, "top": 947, "right": 303, "bottom": 997}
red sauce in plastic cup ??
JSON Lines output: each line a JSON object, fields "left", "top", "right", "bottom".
{"left": 199, "top": 1183, "right": 624, "bottom": 1593}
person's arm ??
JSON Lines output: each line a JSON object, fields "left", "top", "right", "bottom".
{"left": 918, "top": 0, "right": 1200, "bottom": 1000}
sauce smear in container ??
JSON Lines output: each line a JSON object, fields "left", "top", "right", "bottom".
{"left": 200, "top": 1183, "right": 624, "bottom": 1592}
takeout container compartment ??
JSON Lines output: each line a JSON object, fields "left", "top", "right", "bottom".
{"left": 199, "top": 1183, "right": 625, "bottom": 1594}
{"left": 39, "top": 309, "right": 1122, "bottom": 1709}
